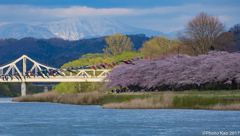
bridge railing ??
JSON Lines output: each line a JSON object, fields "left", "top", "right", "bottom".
{"left": 63, "top": 69, "right": 110, "bottom": 77}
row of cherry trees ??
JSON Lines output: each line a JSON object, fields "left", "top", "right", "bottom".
{"left": 104, "top": 51, "right": 240, "bottom": 90}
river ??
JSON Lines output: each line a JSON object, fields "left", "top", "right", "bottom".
{"left": 0, "top": 98, "right": 240, "bottom": 136}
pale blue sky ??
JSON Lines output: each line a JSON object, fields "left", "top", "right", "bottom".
{"left": 0, "top": 0, "right": 239, "bottom": 33}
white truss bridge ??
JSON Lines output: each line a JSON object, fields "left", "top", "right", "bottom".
{"left": 0, "top": 55, "right": 110, "bottom": 96}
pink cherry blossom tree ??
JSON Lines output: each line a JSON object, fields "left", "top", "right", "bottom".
{"left": 104, "top": 51, "right": 240, "bottom": 90}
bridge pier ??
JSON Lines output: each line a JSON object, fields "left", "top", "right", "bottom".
{"left": 44, "top": 87, "right": 48, "bottom": 92}
{"left": 21, "top": 82, "right": 26, "bottom": 96}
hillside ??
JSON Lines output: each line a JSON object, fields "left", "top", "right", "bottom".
{"left": 0, "top": 34, "right": 150, "bottom": 68}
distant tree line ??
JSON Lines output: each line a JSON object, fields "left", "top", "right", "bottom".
{"left": 229, "top": 23, "right": 240, "bottom": 34}
{"left": 0, "top": 82, "right": 43, "bottom": 97}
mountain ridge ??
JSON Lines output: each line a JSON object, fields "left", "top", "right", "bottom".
{"left": 0, "top": 34, "right": 150, "bottom": 68}
{"left": 0, "top": 17, "right": 177, "bottom": 40}
{"left": 0, "top": 23, "right": 57, "bottom": 39}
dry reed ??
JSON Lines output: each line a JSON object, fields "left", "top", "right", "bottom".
{"left": 12, "top": 91, "right": 105, "bottom": 105}
{"left": 12, "top": 91, "right": 60, "bottom": 102}
{"left": 12, "top": 91, "right": 240, "bottom": 110}
{"left": 59, "top": 92, "right": 105, "bottom": 105}
{"left": 103, "top": 93, "right": 173, "bottom": 109}
{"left": 208, "top": 103, "right": 240, "bottom": 110}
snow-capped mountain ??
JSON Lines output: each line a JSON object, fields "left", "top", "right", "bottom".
{"left": 0, "top": 23, "right": 56, "bottom": 39}
{"left": 0, "top": 17, "right": 172, "bottom": 40}
{"left": 38, "top": 17, "right": 138, "bottom": 40}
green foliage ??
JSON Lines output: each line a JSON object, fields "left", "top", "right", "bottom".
{"left": 53, "top": 82, "right": 78, "bottom": 93}
{"left": 172, "top": 95, "right": 224, "bottom": 109}
{"left": 3, "top": 82, "right": 21, "bottom": 96}
{"left": 81, "top": 53, "right": 104, "bottom": 60}
{"left": 61, "top": 53, "right": 114, "bottom": 69}
{"left": 53, "top": 82, "right": 106, "bottom": 93}
{"left": 114, "top": 52, "right": 144, "bottom": 62}
{"left": 27, "top": 83, "right": 44, "bottom": 94}
{"left": 103, "top": 33, "right": 134, "bottom": 56}
{"left": 0, "top": 83, "right": 13, "bottom": 97}
{"left": 61, "top": 51, "right": 142, "bottom": 70}
{"left": 140, "top": 36, "right": 181, "bottom": 58}
{"left": 98, "top": 94, "right": 150, "bottom": 105}
{"left": 89, "top": 57, "right": 115, "bottom": 66}
{"left": 0, "top": 82, "right": 43, "bottom": 97}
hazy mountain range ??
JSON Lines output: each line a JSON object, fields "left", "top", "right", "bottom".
{"left": 0, "top": 34, "right": 150, "bottom": 68}
{"left": 0, "top": 17, "right": 179, "bottom": 40}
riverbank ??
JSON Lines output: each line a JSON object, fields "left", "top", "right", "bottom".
{"left": 12, "top": 90, "right": 240, "bottom": 110}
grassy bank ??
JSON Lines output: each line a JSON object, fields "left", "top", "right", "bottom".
{"left": 12, "top": 90, "right": 240, "bottom": 110}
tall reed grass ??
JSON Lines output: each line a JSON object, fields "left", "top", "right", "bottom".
{"left": 12, "top": 91, "right": 60, "bottom": 102}
{"left": 13, "top": 91, "right": 240, "bottom": 110}
{"left": 12, "top": 91, "right": 105, "bottom": 105}
{"left": 208, "top": 103, "right": 240, "bottom": 110}
{"left": 103, "top": 93, "right": 173, "bottom": 109}
{"left": 103, "top": 93, "right": 240, "bottom": 110}
{"left": 59, "top": 93, "right": 105, "bottom": 105}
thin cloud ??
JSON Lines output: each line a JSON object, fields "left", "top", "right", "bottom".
{"left": 0, "top": 4, "right": 239, "bottom": 19}
{"left": 0, "top": 22, "right": 13, "bottom": 26}
{"left": 0, "top": 5, "right": 132, "bottom": 18}
{"left": 0, "top": 4, "right": 239, "bottom": 33}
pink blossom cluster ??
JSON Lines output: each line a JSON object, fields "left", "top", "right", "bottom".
{"left": 104, "top": 51, "right": 240, "bottom": 89}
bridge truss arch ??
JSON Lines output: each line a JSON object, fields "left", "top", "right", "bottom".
{"left": 0, "top": 55, "right": 111, "bottom": 96}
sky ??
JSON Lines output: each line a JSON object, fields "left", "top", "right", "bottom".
{"left": 0, "top": 0, "right": 239, "bottom": 33}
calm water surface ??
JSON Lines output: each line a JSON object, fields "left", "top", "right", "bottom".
{"left": 0, "top": 98, "right": 240, "bottom": 136}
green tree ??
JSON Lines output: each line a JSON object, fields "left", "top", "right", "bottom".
{"left": 0, "top": 82, "right": 44, "bottom": 97}
{"left": 53, "top": 82, "right": 78, "bottom": 93}
{"left": 103, "top": 33, "right": 134, "bottom": 56}
{"left": 89, "top": 57, "right": 115, "bottom": 66}
{"left": 0, "top": 83, "right": 13, "bottom": 97}
{"left": 61, "top": 53, "right": 114, "bottom": 69}
{"left": 140, "top": 36, "right": 180, "bottom": 58}
{"left": 114, "top": 52, "right": 144, "bottom": 61}
{"left": 27, "top": 83, "right": 44, "bottom": 94}
{"left": 53, "top": 82, "right": 105, "bottom": 93}
{"left": 4, "top": 83, "right": 21, "bottom": 96}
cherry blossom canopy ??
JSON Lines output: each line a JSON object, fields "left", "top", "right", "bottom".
{"left": 104, "top": 51, "right": 240, "bottom": 89}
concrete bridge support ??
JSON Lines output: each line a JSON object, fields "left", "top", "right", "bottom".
{"left": 21, "top": 82, "right": 26, "bottom": 96}
{"left": 44, "top": 87, "right": 48, "bottom": 92}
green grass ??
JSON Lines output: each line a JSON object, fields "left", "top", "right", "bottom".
{"left": 98, "top": 94, "right": 151, "bottom": 105}
{"left": 172, "top": 95, "right": 222, "bottom": 109}
{"left": 101, "top": 90, "right": 240, "bottom": 109}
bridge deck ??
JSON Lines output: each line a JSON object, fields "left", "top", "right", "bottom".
{"left": 0, "top": 76, "right": 106, "bottom": 82}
